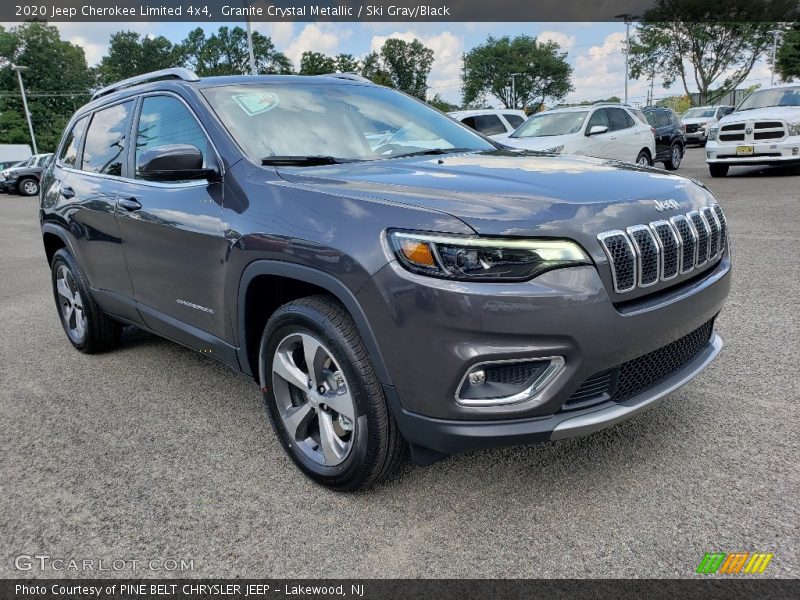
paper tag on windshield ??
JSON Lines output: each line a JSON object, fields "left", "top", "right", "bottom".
{"left": 233, "top": 93, "right": 279, "bottom": 116}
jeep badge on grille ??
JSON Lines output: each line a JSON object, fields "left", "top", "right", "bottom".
{"left": 654, "top": 199, "right": 680, "bottom": 212}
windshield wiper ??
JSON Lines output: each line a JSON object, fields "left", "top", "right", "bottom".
{"left": 389, "top": 147, "right": 477, "bottom": 159}
{"left": 261, "top": 155, "right": 351, "bottom": 166}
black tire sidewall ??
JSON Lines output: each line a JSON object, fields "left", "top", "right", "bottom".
{"left": 51, "top": 250, "right": 90, "bottom": 350}
{"left": 636, "top": 151, "right": 651, "bottom": 166}
{"left": 19, "top": 178, "right": 38, "bottom": 196}
{"left": 259, "top": 305, "right": 376, "bottom": 488}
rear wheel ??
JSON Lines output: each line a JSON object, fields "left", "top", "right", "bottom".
{"left": 664, "top": 143, "right": 683, "bottom": 170}
{"left": 18, "top": 177, "right": 39, "bottom": 196}
{"left": 709, "top": 163, "right": 729, "bottom": 178}
{"left": 259, "top": 295, "right": 407, "bottom": 491}
{"left": 635, "top": 150, "right": 652, "bottom": 166}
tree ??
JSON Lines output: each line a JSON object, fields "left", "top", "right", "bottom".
{"left": 629, "top": 0, "right": 796, "bottom": 106}
{"left": 379, "top": 38, "right": 434, "bottom": 99}
{"left": 361, "top": 51, "right": 392, "bottom": 86}
{"left": 0, "top": 22, "right": 93, "bottom": 152}
{"left": 463, "top": 35, "right": 573, "bottom": 109}
{"left": 427, "top": 93, "right": 459, "bottom": 112}
{"left": 180, "top": 26, "right": 292, "bottom": 76}
{"left": 776, "top": 22, "right": 800, "bottom": 81}
{"left": 97, "top": 31, "right": 181, "bottom": 85}
{"left": 334, "top": 54, "right": 360, "bottom": 73}
{"left": 299, "top": 51, "right": 336, "bottom": 75}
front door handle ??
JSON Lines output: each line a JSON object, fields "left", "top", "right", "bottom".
{"left": 118, "top": 197, "right": 142, "bottom": 211}
{"left": 60, "top": 186, "right": 75, "bottom": 199}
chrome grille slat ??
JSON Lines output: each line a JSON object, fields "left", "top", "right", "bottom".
{"left": 600, "top": 205, "right": 727, "bottom": 295}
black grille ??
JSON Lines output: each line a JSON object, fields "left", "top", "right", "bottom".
{"left": 701, "top": 206, "right": 720, "bottom": 257}
{"left": 722, "top": 123, "right": 745, "bottom": 131}
{"left": 629, "top": 227, "right": 659, "bottom": 285}
{"left": 599, "top": 233, "right": 635, "bottom": 292}
{"left": 485, "top": 363, "right": 542, "bottom": 386}
{"left": 671, "top": 216, "right": 696, "bottom": 274}
{"left": 652, "top": 222, "right": 679, "bottom": 279}
{"left": 755, "top": 121, "right": 782, "bottom": 129}
{"left": 713, "top": 204, "right": 727, "bottom": 251}
{"left": 563, "top": 370, "right": 614, "bottom": 410}
{"left": 754, "top": 131, "right": 783, "bottom": 140}
{"left": 615, "top": 319, "right": 715, "bottom": 401}
{"left": 719, "top": 134, "right": 745, "bottom": 142}
{"left": 689, "top": 212, "right": 709, "bottom": 266}
{"left": 685, "top": 124, "right": 700, "bottom": 133}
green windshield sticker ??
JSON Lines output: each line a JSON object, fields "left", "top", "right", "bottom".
{"left": 232, "top": 93, "right": 279, "bottom": 116}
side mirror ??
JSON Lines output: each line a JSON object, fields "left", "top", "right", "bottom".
{"left": 587, "top": 125, "right": 608, "bottom": 136}
{"left": 137, "top": 144, "right": 220, "bottom": 182}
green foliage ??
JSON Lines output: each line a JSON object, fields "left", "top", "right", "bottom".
{"left": 463, "top": 35, "right": 573, "bottom": 110}
{"left": 378, "top": 38, "right": 434, "bottom": 99}
{"left": 334, "top": 54, "right": 360, "bottom": 74}
{"left": 776, "top": 22, "right": 800, "bottom": 81}
{"left": 96, "top": 31, "right": 182, "bottom": 86}
{"left": 656, "top": 95, "right": 692, "bottom": 114}
{"left": 361, "top": 51, "right": 393, "bottom": 86}
{"left": 427, "top": 93, "right": 459, "bottom": 112}
{"left": 629, "top": 0, "right": 796, "bottom": 105}
{"left": 180, "top": 26, "right": 292, "bottom": 76}
{"left": 299, "top": 51, "right": 336, "bottom": 75}
{"left": 0, "top": 22, "right": 93, "bottom": 152}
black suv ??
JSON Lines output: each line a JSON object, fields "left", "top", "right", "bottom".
{"left": 640, "top": 107, "right": 685, "bottom": 170}
{"left": 40, "top": 69, "right": 731, "bottom": 490}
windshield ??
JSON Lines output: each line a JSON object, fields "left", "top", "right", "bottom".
{"left": 738, "top": 87, "right": 800, "bottom": 111}
{"left": 510, "top": 111, "right": 588, "bottom": 138}
{"left": 202, "top": 83, "right": 494, "bottom": 162}
{"left": 683, "top": 108, "right": 716, "bottom": 119}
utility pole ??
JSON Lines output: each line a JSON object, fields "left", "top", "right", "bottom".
{"left": 12, "top": 64, "right": 37, "bottom": 155}
{"left": 615, "top": 14, "right": 637, "bottom": 104}
{"left": 510, "top": 73, "right": 522, "bottom": 109}
{"left": 770, "top": 29, "right": 782, "bottom": 85}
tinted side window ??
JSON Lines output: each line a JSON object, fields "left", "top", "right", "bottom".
{"left": 476, "top": 114, "right": 507, "bottom": 135}
{"left": 461, "top": 116, "right": 478, "bottom": 130}
{"left": 135, "top": 95, "right": 210, "bottom": 179}
{"left": 587, "top": 109, "right": 610, "bottom": 131}
{"left": 82, "top": 101, "right": 134, "bottom": 176}
{"left": 504, "top": 114, "right": 525, "bottom": 129}
{"left": 654, "top": 111, "right": 670, "bottom": 128}
{"left": 643, "top": 111, "right": 658, "bottom": 127}
{"left": 608, "top": 108, "right": 633, "bottom": 131}
{"left": 59, "top": 117, "right": 88, "bottom": 168}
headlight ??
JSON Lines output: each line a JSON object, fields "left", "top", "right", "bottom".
{"left": 388, "top": 230, "right": 590, "bottom": 281}
{"left": 707, "top": 127, "right": 719, "bottom": 141}
{"left": 543, "top": 145, "right": 564, "bottom": 154}
{"left": 788, "top": 121, "right": 800, "bottom": 136}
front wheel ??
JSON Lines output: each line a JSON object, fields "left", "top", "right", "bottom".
{"left": 259, "top": 295, "right": 407, "bottom": 491}
{"left": 709, "top": 163, "right": 729, "bottom": 178}
{"left": 18, "top": 177, "right": 39, "bottom": 196}
{"left": 635, "top": 150, "right": 652, "bottom": 166}
{"left": 664, "top": 143, "right": 683, "bottom": 170}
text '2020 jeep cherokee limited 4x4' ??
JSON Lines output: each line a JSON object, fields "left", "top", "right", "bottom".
{"left": 40, "top": 69, "right": 731, "bottom": 491}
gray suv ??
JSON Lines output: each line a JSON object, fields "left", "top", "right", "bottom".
{"left": 40, "top": 69, "right": 731, "bottom": 490}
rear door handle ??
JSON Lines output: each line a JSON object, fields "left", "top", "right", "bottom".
{"left": 60, "top": 186, "right": 75, "bottom": 199}
{"left": 118, "top": 197, "right": 142, "bottom": 211}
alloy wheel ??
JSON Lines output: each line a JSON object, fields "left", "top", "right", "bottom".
{"left": 56, "top": 265, "right": 86, "bottom": 342}
{"left": 271, "top": 332, "right": 356, "bottom": 466}
{"left": 22, "top": 180, "right": 38, "bottom": 195}
{"left": 672, "top": 146, "right": 681, "bottom": 167}
{"left": 637, "top": 155, "right": 650, "bottom": 166}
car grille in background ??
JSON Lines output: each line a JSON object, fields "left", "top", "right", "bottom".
{"left": 685, "top": 124, "right": 700, "bottom": 133}
{"left": 719, "top": 121, "right": 786, "bottom": 143}
{"left": 561, "top": 319, "right": 715, "bottom": 411}
{"left": 597, "top": 204, "right": 727, "bottom": 294}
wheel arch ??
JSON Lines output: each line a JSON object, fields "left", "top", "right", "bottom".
{"left": 237, "top": 261, "right": 393, "bottom": 387}
{"left": 41, "top": 223, "right": 76, "bottom": 267}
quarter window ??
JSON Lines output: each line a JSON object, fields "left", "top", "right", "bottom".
{"left": 607, "top": 108, "right": 634, "bottom": 131}
{"left": 81, "top": 101, "right": 134, "bottom": 176}
{"left": 476, "top": 114, "right": 507, "bottom": 135}
{"left": 504, "top": 114, "right": 525, "bottom": 129}
{"left": 134, "top": 95, "right": 210, "bottom": 179}
{"left": 59, "top": 116, "right": 88, "bottom": 167}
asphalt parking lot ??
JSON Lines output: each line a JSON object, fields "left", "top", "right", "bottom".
{"left": 1, "top": 146, "right": 798, "bottom": 579}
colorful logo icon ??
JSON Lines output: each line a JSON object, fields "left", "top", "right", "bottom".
{"left": 696, "top": 552, "right": 773, "bottom": 574}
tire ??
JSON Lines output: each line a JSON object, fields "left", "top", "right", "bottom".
{"left": 259, "top": 295, "right": 407, "bottom": 491}
{"left": 664, "top": 143, "right": 683, "bottom": 170}
{"left": 18, "top": 177, "right": 39, "bottom": 196}
{"left": 709, "top": 163, "right": 729, "bottom": 178}
{"left": 635, "top": 150, "right": 652, "bottom": 167}
{"left": 51, "top": 249, "right": 122, "bottom": 353}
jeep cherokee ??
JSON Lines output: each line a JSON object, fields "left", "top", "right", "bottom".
{"left": 40, "top": 69, "right": 731, "bottom": 490}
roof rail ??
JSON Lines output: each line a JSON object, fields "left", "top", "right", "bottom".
{"left": 318, "top": 72, "right": 373, "bottom": 84}
{"left": 92, "top": 68, "right": 200, "bottom": 101}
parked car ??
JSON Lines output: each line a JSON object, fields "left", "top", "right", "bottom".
{"left": 681, "top": 105, "right": 734, "bottom": 145}
{"left": 640, "top": 107, "right": 686, "bottom": 170}
{"left": 449, "top": 109, "right": 527, "bottom": 138}
{"left": 41, "top": 69, "right": 730, "bottom": 490}
{"left": 0, "top": 143, "right": 32, "bottom": 169}
{"left": 502, "top": 103, "right": 656, "bottom": 166}
{"left": 705, "top": 84, "right": 800, "bottom": 177}
{"left": 0, "top": 153, "right": 52, "bottom": 196}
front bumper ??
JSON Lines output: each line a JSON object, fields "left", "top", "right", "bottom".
{"left": 357, "top": 253, "right": 730, "bottom": 453}
{"left": 686, "top": 130, "right": 707, "bottom": 142}
{"left": 706, "top": 138, "right": 800, "bottom": 164}
{"left": 0, "top": 178, "right": 19, "bottom": 192}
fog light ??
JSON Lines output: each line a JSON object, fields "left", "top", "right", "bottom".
{"left": 456, "top": 357, "right": 564, "bottom": 407}
{"left": 793, "top": 148, "right": 798, "bottom": 156}
{"left": 707, "top": 152, "right": 712, "bottom": 159}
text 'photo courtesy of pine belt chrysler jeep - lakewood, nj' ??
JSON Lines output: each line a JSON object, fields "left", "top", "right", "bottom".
{"left": 39, "top": 69, "right": 731, "bottom": 491}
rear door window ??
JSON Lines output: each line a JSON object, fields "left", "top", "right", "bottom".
{"left": 476, "top": 114, "right": 507, "bottom": 135}
{"left": 608, "top": 108, "right": 635, "bottom": 131}
{"left": 654, "top": 111, "right": 670, "bottom": 128}
{"left": 504, "top": 114, "right": 525, "bottom": 129}
{"left": 461, "top": 116, "right": 478, "bottom": 130}
{"left": 81, "top": 101, "right": 134, "bottom": 177}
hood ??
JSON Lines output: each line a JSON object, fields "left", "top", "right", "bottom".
{"left": 500, "top": 134, "right": 577, "bottom": 152}
{"left": 681, "top": 117, "right": 714, "bottom": 126}
{"left": 275, "top": 151, "right": 715, "bottom": 249}
{"left": 719, "top": 106, "right": 800, "bottom": 125}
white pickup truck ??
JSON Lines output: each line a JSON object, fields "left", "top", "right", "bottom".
{"left": 705, "top": 83, "right": 800, "bottom": 177}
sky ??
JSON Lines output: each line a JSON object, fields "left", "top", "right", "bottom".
{"left": 29, "top": 21, "right": 778, "bottom": 107}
